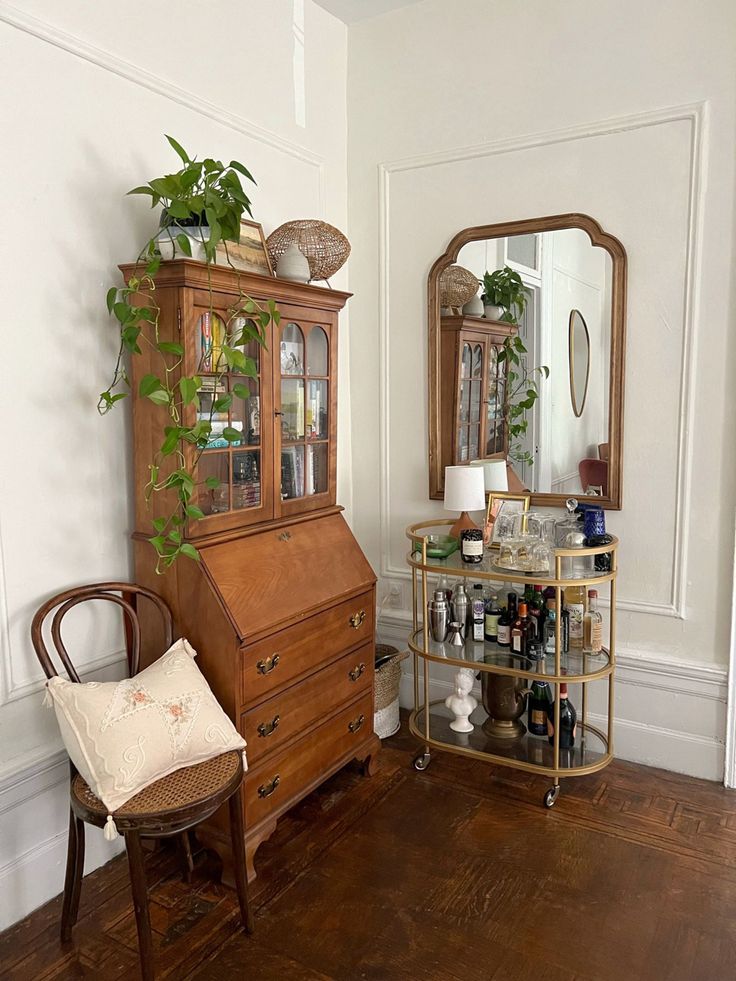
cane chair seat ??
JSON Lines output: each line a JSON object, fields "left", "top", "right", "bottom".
{"left": 72, "top": 750, "right": 242, "bottom": 824}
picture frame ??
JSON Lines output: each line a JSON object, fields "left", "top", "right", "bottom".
{"left": 216, "top": 219, "right": 273, "bottom": 276}
{"left": 485, "top": 491, "right": 531, "bottom": 548}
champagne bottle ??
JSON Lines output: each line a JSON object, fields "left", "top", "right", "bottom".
{"left": 528, "top": 650, "right": 552, "bottom": 736}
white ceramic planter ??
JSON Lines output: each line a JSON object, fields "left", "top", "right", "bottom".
{"left": 483, "top": 303, "right": 505, "bottom": 320}
{"left": 157, "top": 226, "right": 209, "bottom": 261}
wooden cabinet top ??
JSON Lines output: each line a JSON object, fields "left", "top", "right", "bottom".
{"left": 119, "top": 259, "right": 352, "bottom": 312}
{"left": 440, "top": 315, "right": 517, "bottom": 338}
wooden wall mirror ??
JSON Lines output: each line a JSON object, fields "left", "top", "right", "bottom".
{"left": 428, "top": 213, "right": 627, "bottom": 509}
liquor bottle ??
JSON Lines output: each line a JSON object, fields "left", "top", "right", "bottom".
{"left": 543, "top": 601, "right": 558, "bottom": 656}
{"left": 583, "top": 589, "right": 603, "bottom": 654}
{"left": 511, "top": 601, "right": 534, "bottom": 657}
{"left": 437, "top": 573, "right": 452, "bottom": 604}
{"left": 527, "top": 647, "right": 552, "bottom": 736}
{"left": 564, "top": 582, "right": 586, "bottom": 650}
{"left": 484, "top": 591, "right": 500, "bottom": 643}
{"left": 547, "top": 683, "right": 577, "bottom": 748}
{"left": 560, "top": 609, "right": 570, "bottom": 653}
{"left": 497, "top": 600, "right": 511, "bottom": 647}
{"left": 523, "top": 583, "right": 534, "bottom": 604}
{"left": 471, "top": 584, "right": 485, "bottom": 641}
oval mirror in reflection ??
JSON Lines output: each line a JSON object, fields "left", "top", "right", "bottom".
{"left": 568, "top": 309, "right": 590, "bottom": 418}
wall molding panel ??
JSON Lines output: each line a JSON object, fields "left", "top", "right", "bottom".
{"left": 376, "top": 102, "right": 706, "bottom": 622}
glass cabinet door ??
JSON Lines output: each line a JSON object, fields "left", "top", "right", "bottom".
{"left": 484, "top": 343, "right": 506, "bottom": 456}
{"left": 456, "top": 340, "right": 485, "bottom": 462}
{"left": 278, "top": 322, "right": 332, "bottom": 508}
{"left": 188, "top": 304, "right": 273, "bottom": 533}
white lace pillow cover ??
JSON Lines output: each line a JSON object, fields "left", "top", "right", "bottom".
{"left": 46, "top": 638, "right": 246, "bottom": 828}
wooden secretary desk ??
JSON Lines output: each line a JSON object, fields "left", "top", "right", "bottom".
{"left": 124, "top": 259, "right": 379, "bottom": 881}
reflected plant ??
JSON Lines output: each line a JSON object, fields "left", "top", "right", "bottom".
{"left": 481, "top": 266, "right": 527, "bottom": 323}
{"left": 98, "top": 135, "right": 280, "bottom": 571}
{"left": 497, "top": 336, "right": 549, "bottom": 468}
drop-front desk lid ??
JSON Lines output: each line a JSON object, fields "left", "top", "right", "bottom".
{"left": 199, "top": 512, "right": 376, "bottom": 641}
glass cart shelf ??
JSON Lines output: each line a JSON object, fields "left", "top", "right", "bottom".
{"left": 405, "top": 518, "right": 619, "bottom": 808}
{"left": 412, "top": 702, "right": 610, "bottom": 778}
{"left": 407, "top": 629, "right": 613, "bottom": 683}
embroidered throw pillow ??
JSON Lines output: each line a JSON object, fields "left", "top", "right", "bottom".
{"left": 46, "top": 638, "right": 245, "bottom": 827}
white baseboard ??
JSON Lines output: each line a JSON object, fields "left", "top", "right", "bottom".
{"left": 378, "top": 610, "right": 727, "bottom": 783}
{"left": 0, "top": 754, "right": 125, "bottom": 932}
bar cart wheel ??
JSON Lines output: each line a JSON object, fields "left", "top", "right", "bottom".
{"left": 413, "top": 751, "right": 432, "bottom": 772}
{"left": 544, "top": 785, "right": 561, "bottom": 808}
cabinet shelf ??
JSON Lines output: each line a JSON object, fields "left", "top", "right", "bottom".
{"left": 410, "top": 701, "right": 611, "bottom": 778}
{"left": 408, "top": 628, "right": 613, "bottom": 683}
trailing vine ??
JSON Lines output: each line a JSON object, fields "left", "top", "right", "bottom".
{"left": 98, "top": 136, "right": 279, "bottom": 571}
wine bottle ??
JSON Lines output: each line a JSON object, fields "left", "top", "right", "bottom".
{"left": 497, "top": 601, "right": 511, "bottom": 647}
{"left": 484, "top": 590, "right": 500, "bottom": 642}
{"left": 546, "top": 683, "right": 577, "bottom": 748}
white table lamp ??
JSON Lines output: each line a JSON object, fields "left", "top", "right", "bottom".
{"left": 444, "top": 466, "right": 486, "bottom": 538}
{"left": 470, "top": 459, "right": 509, "bottom": 494}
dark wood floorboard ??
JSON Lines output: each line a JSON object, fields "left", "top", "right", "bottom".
{"left": 2, "top": 717, "right": 736, "bottom": 980}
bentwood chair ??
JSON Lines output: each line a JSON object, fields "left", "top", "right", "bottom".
{"left": 31, "top": 582, "right": 253, "bottom": 981}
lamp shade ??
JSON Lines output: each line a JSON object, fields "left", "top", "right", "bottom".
{"left": 470, "top": 459, "right": 509, "bottom": 493}
{"left": 443, "top": 466, "right": 486, "bottom": 513}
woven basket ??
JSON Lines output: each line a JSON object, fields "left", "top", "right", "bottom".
{"left": 374, "top": 645, "right": 409, "bottom": 739}
{"left": 266, "top": 220, "right": 351, "bottom": 282}
{"left": 439, "top": 264, "right": 480, "bottom": 310}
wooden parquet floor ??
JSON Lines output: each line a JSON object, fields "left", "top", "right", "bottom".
{"left": 3, "top": 721, "right": 736, "bottom": 980}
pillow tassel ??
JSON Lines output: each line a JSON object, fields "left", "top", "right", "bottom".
{"left": 104, "top": 815, "right": 119, "bottom": 841}
{"left": 42, "top": 687, "right": 53, "bottom": 708}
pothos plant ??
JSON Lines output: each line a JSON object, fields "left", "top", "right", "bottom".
{"left": 98, "top": 135, "right": 280, "bottom": 571}
{"left": 481, "top": 266, "right": 527, "bottom": 324}
{"left": 497, "top": 334, "right": 549, "bottom": 468}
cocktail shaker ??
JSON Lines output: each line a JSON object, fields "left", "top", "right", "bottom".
{"left": 451, "top": 583, "right": 469, "bottom": 639}
{"left": 427, "top": 589, "right": 449, "bottom": 642}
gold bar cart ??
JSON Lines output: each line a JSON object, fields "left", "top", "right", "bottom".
{"left": 406, "top": 520, "right": 618, "bottom": 807}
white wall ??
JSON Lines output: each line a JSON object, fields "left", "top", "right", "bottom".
{"left": 347, "top": 0, "right": 736, "bottom": 779}
{"left": 0, "top": 0, "right": 348, "bottom": 929}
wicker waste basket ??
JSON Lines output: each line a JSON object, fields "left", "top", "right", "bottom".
{"left": 374, "top": 645, "right": 409, "bottom": 739}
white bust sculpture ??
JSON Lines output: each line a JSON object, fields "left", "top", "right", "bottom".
{"left": 445, "top": 668, "right": 477, "bottom": 733}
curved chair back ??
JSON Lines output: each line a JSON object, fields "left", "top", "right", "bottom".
{"left": 31, "top": 582, "right": 173, "bottom": 682}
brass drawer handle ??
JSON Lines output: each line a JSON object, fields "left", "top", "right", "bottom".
{"left": 348, "top": 714, "right": 365, "bottom": 734}
{"left": 258, "top": 775, "right": 280, "bottom": 798}
{"left": 348, "top": 662, "right": 366, "bottom": 682}
{"left": 349, "top": 610, "right": 366, "bottom": 629}
{"left": 257, "top": 714, "right": 280, "bottom": 738}
{"left": 256, "top": 654, "right": 280, "bottom": 675}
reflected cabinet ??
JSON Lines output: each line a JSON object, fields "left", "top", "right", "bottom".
{"left": 440, "top": 315, "right": 517, "bottom": 467}
{"left": 124, "top": 260, "right": 379, "bottom": 883}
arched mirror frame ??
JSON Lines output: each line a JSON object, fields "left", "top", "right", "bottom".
{"left": 427, "top": 213, "right": 627, "bottom": 509}
{"left": 568, "top": 308, "right": 591, "bottom": 419}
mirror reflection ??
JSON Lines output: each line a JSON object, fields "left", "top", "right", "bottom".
{"left": 569, "top": 309, "right": 590, "bottom": 419}
{"left": 433, "top": 223, "right": 619, "bottom": 502}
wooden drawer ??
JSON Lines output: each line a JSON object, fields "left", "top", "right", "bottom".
{"left": 244, "top": 691, "right": 373, "bottom": 828}
{"left": 241, "top": 644, "right": 373, "bottom": 767}
{"left": 240, "top": 590, "right": 374, "bottom": 707}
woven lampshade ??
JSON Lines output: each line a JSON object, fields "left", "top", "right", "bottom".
{"left": 266, "top": 220, "right": 351, "bottom": 281}
{"left": 440, "top": 265, "right": 480, "bottom": 309}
